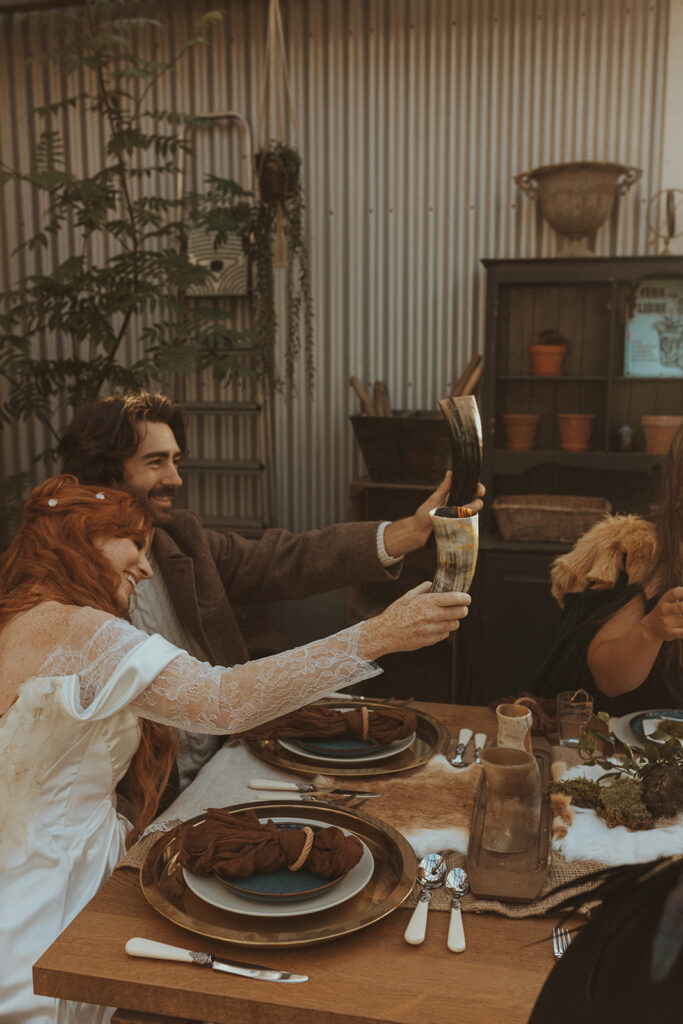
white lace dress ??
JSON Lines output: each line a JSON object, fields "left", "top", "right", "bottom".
{"left": 0, "top": 604, "right": 380, "bottom": 1024}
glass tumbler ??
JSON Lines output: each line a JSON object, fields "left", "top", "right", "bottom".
{"left": 480, "top": 748, "right": 542, "bottom": 854}
{"left": 556, "top": 690, "right": 594, "bottom": 748}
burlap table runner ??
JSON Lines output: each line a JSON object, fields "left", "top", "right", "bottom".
{"left": 117, "top": 738, "right": 609, "bottom": 917}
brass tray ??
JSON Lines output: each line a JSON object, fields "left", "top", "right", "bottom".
{"left": 245, "top": 698, "right": 450, "bottom": 777}
{"left": 140, "top": 799, "right": 417, "bottom": 947}
{"left": 465, "top": 739, "right": 552, "bottom": 903}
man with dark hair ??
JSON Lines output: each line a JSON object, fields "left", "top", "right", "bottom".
{"left": 60, "top": 391, "right": 480, "bottom": 784}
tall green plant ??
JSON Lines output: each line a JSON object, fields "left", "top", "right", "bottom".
{"left": 0, "top": 0, "right": 253, "bottom": 450}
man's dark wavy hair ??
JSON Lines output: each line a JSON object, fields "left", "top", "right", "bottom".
{"left": 58, "top": 391, "right": 188, "bottom": 486}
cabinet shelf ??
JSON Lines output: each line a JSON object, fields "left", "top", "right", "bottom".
{"left": 492, "top": 449, "right": 662, "bottom": 474}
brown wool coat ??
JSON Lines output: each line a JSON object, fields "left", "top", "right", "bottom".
{"left": 152, "top": 510, "right": 398, "bottom": 667}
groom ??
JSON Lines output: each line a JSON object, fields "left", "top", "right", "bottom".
{"left": 59, "top": 390, "right": 480, "bottom": 784}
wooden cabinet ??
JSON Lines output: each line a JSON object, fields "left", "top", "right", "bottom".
{"left": 459, "top": 257, "right": 683, "bottom": 703}
{"left": 481, "top": 256, "right": 683, "bottom": 528}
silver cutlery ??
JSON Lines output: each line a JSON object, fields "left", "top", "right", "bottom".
{"left": 449, "top": 727, "right": 474, "bottom": 768}
{"left": 445, "top": 867, "right": 469, "bottom": 952}
{"left": 403, "top": 853, "right": 447, "bottom": 945}
{"left": 125, "top": 937, "right": 308, "bottom": 983}
{"left": 248, "top": 779, "right": 382, "bottom": 798}
{"left": 473, "top": 732, "right": 487, "bottom": 763}
{"left": 552, "top": 925, "right": 572, "bottom": 960}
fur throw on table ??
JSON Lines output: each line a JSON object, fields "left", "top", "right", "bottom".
{"left": 550, "top": 514, "right": 661, "bottom": 608}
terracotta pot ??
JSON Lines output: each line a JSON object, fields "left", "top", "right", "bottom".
{"left": 502, "top": 413, "right": 540, "bottom": 451}
{"left": 514, "top": 161, "right": 642, "bottom": 255}
{"left": 557, "top": 413, "right": 595, "bottom": 452}
{"left": 641, "top": 414, "right": 683, "bottom": 455}
{"left": 529, "top": 344, "right": 567, "bottom": 376}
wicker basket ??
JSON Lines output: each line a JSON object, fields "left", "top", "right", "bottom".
{"left": 492, "top": 494, "right": 612, "bottom": 543}
{"left": 350, "top": 412, "right": 450, "bottom": 483}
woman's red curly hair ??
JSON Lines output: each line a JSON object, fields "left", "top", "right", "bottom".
{"left": 0, "top": 474, "right": 176, "bottom": 846}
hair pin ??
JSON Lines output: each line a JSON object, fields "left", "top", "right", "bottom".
{"left": 95, "top": 492, "right": 105, "bottom": 500}
{"left": 48, "top": 498, "right": 58, "bottom": 507}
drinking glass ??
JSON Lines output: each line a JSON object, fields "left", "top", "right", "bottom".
{"left": 480, "top": 748, "right": 542, "bottom": 854}
{"left": 556, "top": 690, "right": 594, "bottom": 748}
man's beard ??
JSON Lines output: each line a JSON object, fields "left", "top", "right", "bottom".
{"left": 118, "top": 482, "right": 177, "bottom": 525}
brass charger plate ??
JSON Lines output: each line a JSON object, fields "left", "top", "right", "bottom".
{"left": 245, "top": 698, "right": 450, "bottom": 777}
{"left": 140, "top": 799, "right": 417, "bottom": 947}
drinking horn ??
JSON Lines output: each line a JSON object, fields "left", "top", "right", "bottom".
{"left": 438, "top": 395, "right": 483, "bottom": 507}
{"left": 429, "top": 506, "right": 479, "bottom": 594}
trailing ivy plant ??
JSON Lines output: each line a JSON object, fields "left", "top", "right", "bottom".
{"left": 0, "top": 0, "right": 255, "bottom": 544}
{"left": 245, "top": 140, "right": 314, "bottom": 389}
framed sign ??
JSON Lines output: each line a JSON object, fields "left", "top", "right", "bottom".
{"left": 624, "top": 277, "right": 683, "bottom": 377}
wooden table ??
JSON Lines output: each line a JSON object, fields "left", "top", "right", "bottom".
{"left": 33, "top": 703, "right": 560, "bottom": 1024}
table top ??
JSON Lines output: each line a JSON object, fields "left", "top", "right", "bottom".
{"left": 33, "top": 703, "right": 561, "bottom": 1024}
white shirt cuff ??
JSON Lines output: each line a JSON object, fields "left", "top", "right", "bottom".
{"left": 376, "top": 521, "right": 404, "bottom": 567}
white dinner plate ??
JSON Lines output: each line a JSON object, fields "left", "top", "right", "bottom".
{"left": 278, "top": 731, "right": 416, "bottom": 766}
{"left": 610, "top": 709, "right": 683, "bottom": 749}
{"left": 182, "top": 817, "right": 374, "bottom": 918}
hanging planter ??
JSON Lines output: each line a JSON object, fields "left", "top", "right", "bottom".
{"left": 256, "top": 148, "right": 297, "bottom": 203}
{"left": 243, "top": 141, "right": 314, "bottom": 386}
{"left": 245, "top": 0, "right": 314, "bottom": 389}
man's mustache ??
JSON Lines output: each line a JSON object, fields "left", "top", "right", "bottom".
{"left": 148, "top": 486, "right": 178, "bottom": 500}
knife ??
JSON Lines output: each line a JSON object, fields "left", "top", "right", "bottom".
{"left": 474, "top": 733, "right": 487, "bottom": 763}
{"left": 125, "top": 937, "right": 308, "bottom": 983}
{"left": 248, "top": 778, "right": 382, "bottom": 797}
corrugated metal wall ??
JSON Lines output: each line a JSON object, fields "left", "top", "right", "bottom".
{"left": 0, "top": 0, "right": 669, "bottom": 532}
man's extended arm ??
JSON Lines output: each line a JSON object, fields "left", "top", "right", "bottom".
{"left": 382, "top": 471, "right": 484, "bottom": 557}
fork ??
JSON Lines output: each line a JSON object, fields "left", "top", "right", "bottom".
{"left": 552, "top": 925, "right": 572, "bottom": 959}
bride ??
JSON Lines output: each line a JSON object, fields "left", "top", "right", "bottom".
{"left": 0, "top": 474, "right": 470, "bottom": 1024}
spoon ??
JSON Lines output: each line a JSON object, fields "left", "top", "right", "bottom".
{"left": 403, "top": 853, "right": 446, "bottom": 945}
{"left": 449, "top": 727, "right": 473, "bottom": 768}
{"left": 445, "top": 867, "right": 469, "bottom": 952}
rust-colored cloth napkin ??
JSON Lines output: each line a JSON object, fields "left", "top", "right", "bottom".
{"left": 242, "top": 705, "right": 417, "bottom": 744}
{"left": 176, "top": 807, "right": 363, "bottom": 880}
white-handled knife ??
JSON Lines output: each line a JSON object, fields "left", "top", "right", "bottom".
{"left": 474, "top": 733, "right": 487, "bottom": 763}
{"left": 125, "top": 937, "right": 308, "bottom": 983}
{"left": 248, "top": 778, "right": 382, "bottom": 797}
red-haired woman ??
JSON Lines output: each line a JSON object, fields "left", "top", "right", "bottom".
{"left": 0, "top": 475, "right": 470, "bottom": 1024}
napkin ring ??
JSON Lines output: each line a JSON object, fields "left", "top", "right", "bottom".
{"left": 289, "top": 825, "right": 314, "bottom": 871}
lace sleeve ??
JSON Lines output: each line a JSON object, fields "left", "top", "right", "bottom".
{"left": 130, "top": 624, "right": 382, "bottom": 734}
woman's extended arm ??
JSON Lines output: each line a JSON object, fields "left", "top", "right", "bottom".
{"left": 587, "top": 585, "right": 683, "bottom": 697}
{"left": 131, "top": 582, "right": 470, "bottom": 734}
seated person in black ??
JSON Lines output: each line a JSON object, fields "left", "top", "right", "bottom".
{"left": 532, "top": 422, "right": 683, "bottom": 716}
